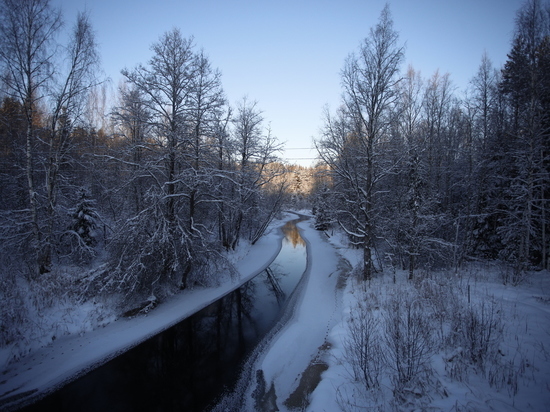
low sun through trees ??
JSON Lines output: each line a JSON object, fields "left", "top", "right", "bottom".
{"left": 0, "top": 0, "right": 549, "bottom": 395}
{"left": 0, "top": 0, "right": 286, "bottom": 319}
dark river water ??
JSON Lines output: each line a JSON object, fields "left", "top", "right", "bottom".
{"left": 20, "top": 216, "right": 307, "bottom": 412}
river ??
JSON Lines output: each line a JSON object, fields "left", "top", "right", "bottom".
{"left": 19, "top": 215, "right": 308, "bottom": 412}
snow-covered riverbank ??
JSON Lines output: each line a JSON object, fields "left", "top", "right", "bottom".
{"left": 229, "top": 219, "right": 550, "bottom": 411}
{"left": 4, "top": 210, "right": 550, "bottom": 412}
{"left": 309, "top": 232, "right": 550, "bottom": 412}
{"left": 233, "top": 215, "right": 347, "bottom": 411}
{"left": 0, "top": 213, "right": 300, "bottom": 411}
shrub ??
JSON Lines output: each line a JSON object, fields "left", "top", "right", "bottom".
{"left": 383, "top": 290, "right": 435, "bottom": 392}
{"left": 460, "top": 299, "right": 503, "bottom": 370}
{"left": 343, "top": 298, "right": 382, "bottom": 390}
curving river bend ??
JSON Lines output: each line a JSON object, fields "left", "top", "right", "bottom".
{"left": 20, "top": 215, "right": 308, "bottom": 412}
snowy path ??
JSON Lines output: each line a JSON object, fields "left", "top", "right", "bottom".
{"left": 243, "top": 217, "right": 346, "bottom": 410}
{"left": 0, "top": 213, "right": 297, "bottom": 411}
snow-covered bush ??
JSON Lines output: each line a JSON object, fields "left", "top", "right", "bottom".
{"left": 343, "top": 297, "right": 382, "bottom": 390}
{"left": 383, "top": 289, "right": 436, "bottom": 395}
{"left": 341, "top": 278, "right": 436, "bottom": 407}
{"left": 339, "top": 265, "right": 514, "bottom": 410}
{"left": 413, "top": 276, "right": 461, "bottom": 346}
{"left": 457, "top": 298, "right": 504, "bottom": 370}
{"left": 97, "top": 192, "right": 230, "bottom": 307}
{"left": 0, "top": 265, "right": 117, "bottom": 364}
{"left": 98, "top": 202, "right": 191, "bottom": 301}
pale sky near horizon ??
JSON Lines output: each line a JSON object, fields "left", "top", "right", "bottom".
{"left": 54, "top": 0, "right": 522, "bottom": 166}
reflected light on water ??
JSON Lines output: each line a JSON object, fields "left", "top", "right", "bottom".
{"left": 19, "top": 216, "right": 309, "bottom": 412}
{"left": 281, "top": 219, "right": 306, "bottom": 248}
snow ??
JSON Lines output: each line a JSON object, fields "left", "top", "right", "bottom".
{"left": 245, "top": 216, "right": 344, "bottom": 408}
{"left": 0, "top": 212, "right": 296, "bottom": 410}
{"left": 2, "top": 211, "right": 550, "bottom": 411}
{"left": 303, "top": 249, "right": 550, "bottom": 411}
{"left": 235, "top": 217, "right": 550, "bottom": 411}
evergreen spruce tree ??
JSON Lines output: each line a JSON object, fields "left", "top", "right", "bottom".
{"left": 313, "top": 185, "right": 331, "bottom": 231}
{"left": 72, "top": 188, "right": 98, "bottom": 247}
{"left": 497, "top": 0, "right": 550, "bottom": 271}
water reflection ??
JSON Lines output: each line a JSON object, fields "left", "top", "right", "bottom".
{"left": 20, "top": 217, "right": 308, "bottom": 412}
{"left": 22, "top": 290, "right": 255, "bottom": 412}
{"left": 281, "top": 219, "right": 306, "bottom": 248}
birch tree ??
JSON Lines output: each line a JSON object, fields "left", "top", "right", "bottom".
{"left": 0, "top": 0, "right": 61, "bottom": 274}
{"left": 0, "top": 1, "right": 99, "bottom": 274}
{"left": 114, "top": 29, "right": 198, "bottom": 291}
{"left": 318, "top": 4, "right": 404, "bottom": 280}
{"left": 40, "top": 12, "right": 99, "bottom": 272}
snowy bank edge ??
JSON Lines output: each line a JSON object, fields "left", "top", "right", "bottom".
{"left": 0, "top": 212, "right": 299, "bottom": 410}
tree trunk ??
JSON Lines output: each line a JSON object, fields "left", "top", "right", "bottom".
{"left": 25, "top": 104, "right": 41, "bottom": 276}
{"left": 363, "top": 244, "right": 372, "bottom": 281}
{"left": 231, "top": 211, "right": 243, "bottom": 250}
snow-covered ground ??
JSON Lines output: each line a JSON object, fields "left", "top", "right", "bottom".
{"left": 230, "top": 220, "right": 550, "bottom": 411}
{"left": 0, "top": 212, "right": 298, "bottom": 411}
{"left": 306, "top": 231, "right": 550, "bottom": 412}
{"left": 2, "top": 211, "right": 550, "bottom": 411}
{"left": 236, "top": 215, "right": 347, "bottom": 410}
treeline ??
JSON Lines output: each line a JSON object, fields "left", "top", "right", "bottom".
{"left": 314, "top": 1, "right": 550, "bottom": 282}
{"left": 0, "top": 0, "right": 285, "bottom": 309}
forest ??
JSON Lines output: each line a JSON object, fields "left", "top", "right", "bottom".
{"left": 314, "top": 2, "right": 550, "bottom": 283}
{"left": 0, "top": 0, "right": 549, "bottom": 386}
{"left": 0, "top": 0, "right": 288, "bottom": 332}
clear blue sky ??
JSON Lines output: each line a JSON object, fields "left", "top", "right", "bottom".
{"left": 54, "top": 0, "right": 522, "bottom": 166}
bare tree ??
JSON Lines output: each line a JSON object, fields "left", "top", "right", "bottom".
{"left": 111, "top": 82, "right": 152, "bottom": 214}
{"left": 318, "top": 4, "right": 404, "bottom": 280}
{"left": 186, "top": 49, "right": 226, "bottom": 230}
{"left": 225, "top": 97, "right": 283, "bottom": 249}
{"left": 0, "top": 0, "right": 62, "bottom": 274}
{"left": 40, "top": 12, "right": 100, "bottom": 272}
{"left": 395, "top": 66, "right": 427, "bottom": 279}
{"left": 423, "top": 70, "right": 454, "bottom": 200}
{"left": 118, "top": 29, "right": 198, "bottom": 290}
{"left": 460, "top": 53, "right": 501, "bottom": 262}
{"left": 122, "top": 29, "right": 196, "bottom": 224}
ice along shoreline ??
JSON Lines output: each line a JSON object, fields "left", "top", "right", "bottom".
{"left": 0, "top": 212, "right": 302, "bottom": 411}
